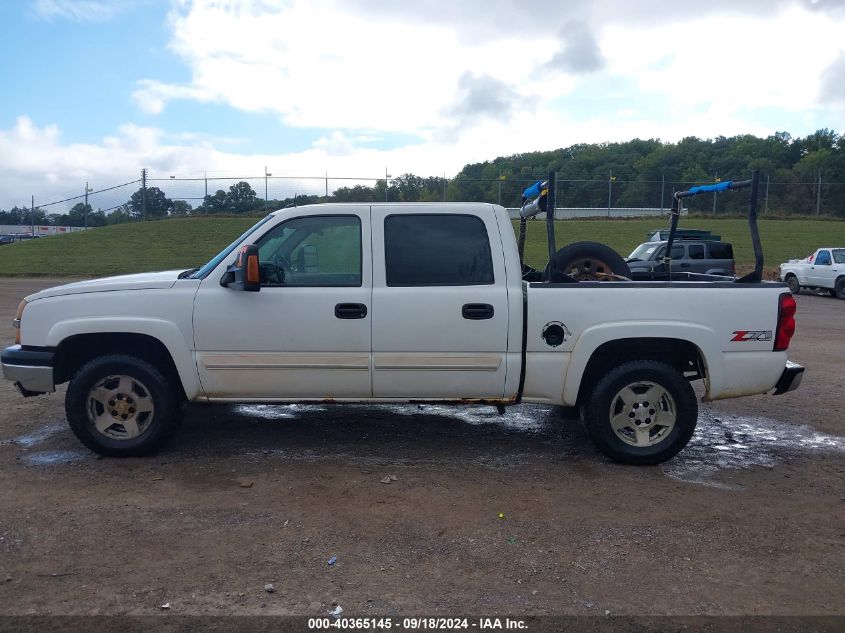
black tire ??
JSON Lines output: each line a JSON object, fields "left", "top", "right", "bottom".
{"left": 583, "top": 360, "right": 697, "bottom": 465}
{"left": 545, "top": 241, "right": 631, "bottom": 282}
{"left": 65, "top": 354, "right": 181, "bottom": 457}
{"left": 836, "top": 277, "right": 845, "bottom": 300}
{"left": 785, "top": 275, "right": 800, "bottom": 295}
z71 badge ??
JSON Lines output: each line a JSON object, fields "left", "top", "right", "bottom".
{"left": 731, "top": 330, "right": 772, "bottom": 342}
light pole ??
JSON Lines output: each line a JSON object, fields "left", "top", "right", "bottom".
{"left": 84, "top": 181, "right": 93, "bottom": 228}
{"left": 385, "top": 167, "right": 391, "bottom": 202}
{"left": 265, "top": 166, "right": 272, "bottom": 211}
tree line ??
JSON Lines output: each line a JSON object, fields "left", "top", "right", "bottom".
{"left": 2, "top": 129, "right": 843, "bottom": 227}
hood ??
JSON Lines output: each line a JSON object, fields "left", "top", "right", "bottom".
{"left": 27, "top": 270, "right": 185, "bottom": 300}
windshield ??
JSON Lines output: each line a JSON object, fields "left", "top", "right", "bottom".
{"left": 628, "top": 242, "right": 662, "bottom": 260}
{"left": 834, "top": 249, "right": 845, "bottom": 264}
{"left": 191, "top": 215, "right": 274, "bottom": 279}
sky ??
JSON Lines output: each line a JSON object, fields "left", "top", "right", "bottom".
{"left": 1, "top": 0, "right": 844, "bottom": 212}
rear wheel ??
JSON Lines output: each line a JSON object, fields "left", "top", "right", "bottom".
{"left": 65, "top": 354, "right": 181, "bottom": 456}
{"left": 785, "top": 275, "right": 800, "bottom": 295}
{"left": 545, "top": 241, "right": 631, "bottom": 282}
{"left": 836, "top": 277, "right": 845, "bottom": 300}
{"left": 584, "top": 360, "right": 697, "bottom": 465}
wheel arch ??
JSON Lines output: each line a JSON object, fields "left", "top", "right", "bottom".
{"left": 53, "top": 330, "right": 196, "bottom": 401}
{"left": 563, "top": 329, "right": 715, "bottom": 406}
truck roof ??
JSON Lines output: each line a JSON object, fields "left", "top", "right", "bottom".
{"left": 269, "top": 202, "right": 498, "bottom": 216}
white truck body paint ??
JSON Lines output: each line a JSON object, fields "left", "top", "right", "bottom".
{"left": 779, "top": 248, "right": 844, "bottom": 291}
{"left": 11, "top": 202, "right": 796, "bottom": 408}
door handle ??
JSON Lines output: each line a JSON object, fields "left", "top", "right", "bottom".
{"left": 680, "top": 262, "right": 690, "bottom": 268}
{"left": 462, "top": 303, "right": 494, "bottom": 320}
{"left": 335, "top": 303, "right": 367, "bottom": 319}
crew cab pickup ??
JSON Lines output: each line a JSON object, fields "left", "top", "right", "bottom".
{"left": 2, "top": 202, "right": 803, "bottom": 464}
{"left": 779, "top": 248, "right": 845, "bottom": 299}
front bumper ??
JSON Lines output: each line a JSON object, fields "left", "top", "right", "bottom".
{"left": 773, "top": 360, "right": 804, "bottom": 395}
{"left": 1, "top": 345, "right": 55, "bottom": 395}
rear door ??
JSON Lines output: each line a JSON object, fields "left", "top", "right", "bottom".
{"left": 370, "top": 207, "right": 509, "bottom": 399}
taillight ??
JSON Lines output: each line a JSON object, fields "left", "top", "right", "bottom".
{"left": 774, "top": 292, "right": 796, "bottom": 351}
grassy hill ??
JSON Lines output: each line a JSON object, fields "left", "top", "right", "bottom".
{"left": 1, "top": 215, "right": 843, "bottom": 278}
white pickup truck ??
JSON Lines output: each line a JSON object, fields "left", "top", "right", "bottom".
{"left": 779, "top": 247, "right": 845, "bottom": 299}
{"left": 2, "top": 201, "right": 803, "bottom": 464}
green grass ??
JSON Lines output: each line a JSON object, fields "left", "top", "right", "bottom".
{"left": 1, "top": 215, "right": 843, "bottom": 278}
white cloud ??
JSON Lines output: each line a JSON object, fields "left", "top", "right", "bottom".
{"left": 130, "top": 0, "right": 845, "bottom": 144}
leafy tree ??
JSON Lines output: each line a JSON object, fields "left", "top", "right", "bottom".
{"left": 171, "top": 200, "right": 193, "bottom": 216}
{"left": 129, "top": 186, "right": 172, "bottom": 219}
{"left": 202, "top": 190, "right": 228, "bottom": 214}
{"left": 225, "top": 181, "right": 259, "bottom": 213}
{"left": 107, "top": 206, "right": 132, "bottom": 224}
{"left": 67, "top": 203, "right": 93, "bottom": 227}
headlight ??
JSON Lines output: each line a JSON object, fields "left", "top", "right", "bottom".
{"left": 13, "top": 299, "right": 27, "bottom": 345}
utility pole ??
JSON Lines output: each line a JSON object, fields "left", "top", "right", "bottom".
{"left": 660, "top": 173, "right": 665, "bottom": 210}
{"left": 385, "top": 167, "right": 390, "bottom": 202}
{"left": 141, "top": 168, "right": 147, "bottom": 221}
{"left": 204, "top": 171, "right": 208, "bottom": 214}
{"left": 325, "top": 170, "right": 328, "bottom": 200}
{"left": 31, "top": 195, "right": 35, "bottom": 236}
{"left": 816, "top": 170, "right": 822, "bottom": 216}
{"left": 607, "top": 169, "right": 615, "bottom": 217}
{"left": 442, "top": 172, "right": 446, "bottom": 202}
{"left": 264, "top": 165, "right": 271, "bottom": 211}
{"left": 84, "top": 181, "right": 92, "bottom": 228}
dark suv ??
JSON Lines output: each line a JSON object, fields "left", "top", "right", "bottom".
{"left": 627, "top": 239, "right": 735, "bottom": 276}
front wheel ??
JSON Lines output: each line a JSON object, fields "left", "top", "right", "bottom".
{"left": 583, "top": 361, "right": 698, "bottom": 465}
{"left": 65, "top": 354, "right": 182, "bottom": 457}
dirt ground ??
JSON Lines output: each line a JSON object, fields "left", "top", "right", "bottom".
{"left": 0, "top": 278, "right": 843, "bottom": 617}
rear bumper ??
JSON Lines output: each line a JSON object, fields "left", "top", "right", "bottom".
{"left": 773, "top": 360, "right": 804, "bottom": 395}
{"left": 0, "top": 345, "right": 55, "bottom": 395}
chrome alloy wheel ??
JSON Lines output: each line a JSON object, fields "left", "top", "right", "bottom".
{"left": 608, "top": 380, "right": 676, "bottom": 447}
{"left": 86, "top": 374, "right": 155, "bottom": 440}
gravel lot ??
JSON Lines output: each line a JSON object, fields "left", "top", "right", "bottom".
{"left": 0, "top": 278, "right": 843, "bottom": 617}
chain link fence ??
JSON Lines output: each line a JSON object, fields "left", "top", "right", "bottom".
{"left": 6, "top": 172, "right": 845, "bottom": 225}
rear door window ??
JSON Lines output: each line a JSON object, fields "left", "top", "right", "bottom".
{"left": 384, "top": 214, "right": 494, "bottom": 286}
{"left": 707, "top": 243, "right": 734, "bottom": 260}
{"left": 688, "top": 244, "right": 705, "bottom": 260}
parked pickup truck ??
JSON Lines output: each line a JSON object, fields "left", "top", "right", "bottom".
{"left": 779, "top": 248, "right": 845, "bottom": 299}
{"left": 2, "top": 200, "right": 803, "bottom": 464}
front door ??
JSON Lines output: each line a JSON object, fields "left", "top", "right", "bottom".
{"left": 370, "top": 206, "right": 509, "bottom": 400}
{"left": 809, "top": 249, "right": 836, "bottom": 287}
{"left": 193, "top": 207, "right": 372, "bottom": 400}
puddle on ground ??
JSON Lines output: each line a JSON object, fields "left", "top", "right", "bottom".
{"left": 8, "top": 422, "right": 66, "bottom": 448}
{"left": 376, "top": 403, "right": 553, "bottom": 433}
{"left": 233, "top": 404, "right": 325, "bottom": 419}
{"left": 233, "top": 403, "right": 845, "bottom": 485}
{"left": 233, "top": 402, "right": 551, "bottom": 433}
{"left": 21, "top": 450, "right": 88, "bottom": 465}
{"left": 664, "top": 409, "right": 845, "bottom": 488}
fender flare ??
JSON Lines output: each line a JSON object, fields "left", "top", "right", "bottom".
{"left": 562, "top": 321, "right": 722, "bottom": 404}
{"left": 47, "top": 317, "right": 201, "bottom": 399}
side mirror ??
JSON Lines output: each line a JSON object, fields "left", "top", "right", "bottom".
{"left": 221, "top": 244, "right": 261, "bottom": 292}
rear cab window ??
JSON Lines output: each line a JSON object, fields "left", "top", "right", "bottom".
{"left": 383, "top": 214, "right": 495, "bottom": 286}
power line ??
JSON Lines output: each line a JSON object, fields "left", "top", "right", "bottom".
{"left": 37, "top": 179, "right": 141, "bottom": 209}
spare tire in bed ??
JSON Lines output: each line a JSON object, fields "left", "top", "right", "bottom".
{"left": 544, "top": 241, "right": 631, "bottom": 282}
